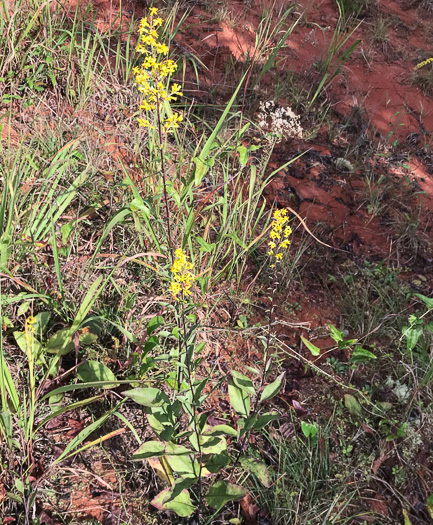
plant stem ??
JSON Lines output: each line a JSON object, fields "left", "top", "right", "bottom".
{"left": 180, "top": 301, "right": 203, "bottom": 521}
{"left": 156, "top": 94, "right": 174, "bottom": 265}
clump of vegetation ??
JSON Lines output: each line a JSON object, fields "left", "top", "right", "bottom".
{"left": 1, "top": 0, "right": 433, "bottom": 523}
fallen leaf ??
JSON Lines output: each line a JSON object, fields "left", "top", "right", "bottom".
{"left": 240, "top": 493, "right": 260, "bottom": 525}
{"left": 369, "top": 493, "right": 388, "bottom": 516}
{"left": 291, "top": 399, "right": 309, "bottom": 417}
{"left": 372, "top": 454, "right": 388, "bottom": 474}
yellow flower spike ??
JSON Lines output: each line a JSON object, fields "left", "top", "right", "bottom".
{"left": 170, "top": 248, "right": 195, "bottom": 301}
{"left": 134, "top": 9, "right": 183, "bottom": 131}
{"left": 415, "top": 57, "right": 433, "bottom": 70}
{"left": 268, "top": 208, "right": 292, "bottom": 264}
{"left": 25, "top": 316, "right": 37, "bottom": 334}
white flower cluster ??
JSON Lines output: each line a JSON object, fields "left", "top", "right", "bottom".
{"left": 257, "top": 100, "right": 303, "bottom": 142}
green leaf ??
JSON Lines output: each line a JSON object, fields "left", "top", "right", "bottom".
{"left": 260, "top": 372, "right": 285, "bottom": 403}
{"left": 130, "top": 197, "right": 150, "bottom": 217}
{"left": 206, "top": 481, "right": 246, "bottom": 510}
{"left": 13, "top": 330, "right": 43, "bottom": 361}
{"left": 193, "top": 71, "right": 247, "bottom": 186}
{"left": 240, "top": 457, "right": 271, "bottom": 487}
{"left": 132, "top": 440, "right": 165, "bottom": 460}
{"left": 144, "top": 335, "right": 159, "bottom": 353}
{"left": 189, "top": 426, "right": 227, "bottom": 455}
{"left": 34, "top": 312, "right": 50, "bottom": 335}
{"left": 237, "top": 145, "right": 248, "bottom": 166}
{"left": 328, "top": 324, "right": 344, "bottom": 344}
{"left": 165, "top": 442, "right": 199, "bottom": 477}
{"left": 403, "top": 326, "right": 423, "bottom": 352}
{"left": 301, "top": 421, "right": 319, "bottom": 439}
{"left": 253, "top": 412, "right": 280, "bottom": 430}
{"left": 45, "top": 328, "right": 74, "bottom": 355}
{"left": 300, "top": 336, "right": 320, "bottom": 356}
{"left": 15, "top": 479, "right": 25, "bottom": 494}
{"left": 151, "top": 487, "right": 196, "bottom": 517}
{"left": 204, "top": 452, "right": 230, "bottom": 474}
{"left": 351, "top": 346, "right": 376, "bottom": 363}
{"left": 77, "top": 361, "right": 118, "bottom": 388}
{"left": 231, "top": 370, "right": 255, "bottom": 395}
{"left": 146, "top": 408, "right": 174, "bottom": 440}
{"left": 196, "top": 236, "right": 216, "bottom": 253}
{"left": 79, "top": 331, "right": 98, "bottom": 346}
{"left": 203, "top": 424, "right": 237, "bottom": 437}
{"left": 344, "top": 394, "right": 362, "bottom": 417}
{"left": 147, "top": 316, "right": 164, "bottom": 335}
{"left": 124, "top": 388, "right": 170, "bottom": 407}
{"left": 414, "top": 293, "right": 433, "bottom": 310}
{"left": 228, "top": 377, "right": 250, "bottom": 417}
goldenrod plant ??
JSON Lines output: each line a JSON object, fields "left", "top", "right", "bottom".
{"left": 120, "top": 10, "right": 293, "bottom": 521}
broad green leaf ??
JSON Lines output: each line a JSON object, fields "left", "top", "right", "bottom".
{"left": 204, "top": 452, "right": 230, "bottom": 474}
{"left": 132, "top": 440, "right": 165, "bottom": 460}
{"left": 79, "top": 331, "right": 98, "bottom": 346}
{"left": 301, "top": 421, "right": 319, "bottom": 439}
{"left": 403, "top": 326, "right": 423, "bottom": 352}
{"left": 144, "top": 335, "right": 159, "bottom": 353}
{"left": 151, "top": 487, "right": 195, "bottom": 517}
{"left": 190, "top": 426, "right": 227, "bottom": 455}
{"left": 45, "top": 328, "right": 74, "bottom": 355}
{"left": 228, "top": 377, "right": 250, "bottom": 417}
{"left": 34, "top": 312, "right": 50, "bottom": 335}
{"left": 260, "top": 372, "right": 285, "bottom": 403}
{"left": 124, "top": 388, "right": 170, "bottom": 407}
{"left": 206, "top": 481, "right": 246, "bottom": 510}
{"left": 300, "top": 336, "right": 320, "bottom": 356}
{"left": 147, "top": 316, "right": 164, "bottom": 335}
{"left": 15, "top": 479, "right": 25, "bottom": 494}
{"left": 344, "top": 394, "right": 362, "bottom": 417}
{"left": 253, "top": 412, "right": 280, "bottom": 430}
{"left": 13, "top": 331, "right": 43, "bottom": 362}
{"left": 77, "top": 361, "right": 118, "bottom": 388}
{"left": 240, "top": 457, "right": 271, "bottom": 487}
{"left": 203, "top": 424, "right": 237, "bottom": 437}
{"left": 146, "top": 407, "right": 174, "bottom": 439}
{"left": 165, "top": 442, "right": 199, "bottom": 477}
{"left": 231, "top": 371, "right": 255, "bottom": 395}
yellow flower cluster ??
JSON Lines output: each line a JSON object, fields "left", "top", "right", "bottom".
{"left": 25, "top": 316, "right": 37, "bottom": 333}
{"left": 133, "top": 8, "right": 183, "bottom": 132}
{"left": 415, "top": 57, "right": 433, "bottom": 70}
{"left": 169, "top": 249, "right": 195, "bottom": 301}
{"left": 267, "top": 208, "right": 292, "bottom": 264}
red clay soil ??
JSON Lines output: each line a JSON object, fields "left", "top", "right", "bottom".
{"left": 115, "top": 0, "right": 433, "bottom": 258}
